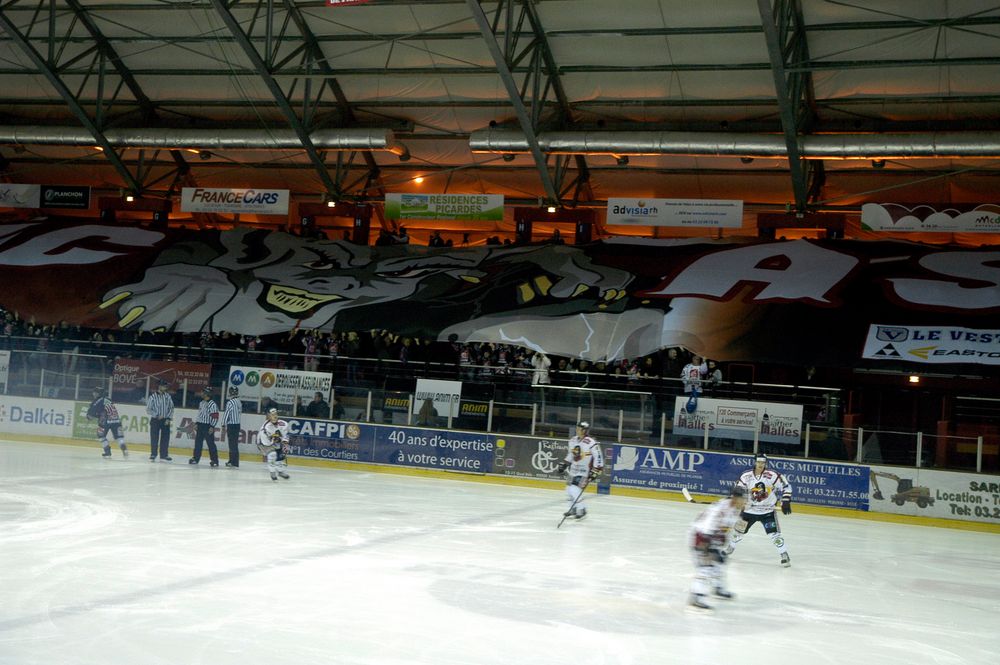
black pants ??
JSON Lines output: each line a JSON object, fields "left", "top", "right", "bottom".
{"left": 149, "top": 418, "right": 170, "bottom": 458}
{"left": 192, "top": 422, "right": 219, "bottom": 464}
{"left": 226, "top": 423, "right": 241, "bottom": 467}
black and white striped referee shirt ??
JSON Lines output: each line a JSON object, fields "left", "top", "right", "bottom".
{"left": 223, "top": 397, "right": 242, "bottom": 426}
{"left": 146, "top": 391, "right": 174, "bottom": 419}
{"left": 197, "top": 398, "right": 219, "bottom": 426}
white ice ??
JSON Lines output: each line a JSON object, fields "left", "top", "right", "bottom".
{"left": 1, "top": 439, "right": 998, "bottom": 665}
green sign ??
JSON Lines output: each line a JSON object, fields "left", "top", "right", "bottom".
{"left": 73, "top": 402, "right": 100, "bottom": 439}
{"left": 385, "top": 193, "right": 504, "bottom": 221}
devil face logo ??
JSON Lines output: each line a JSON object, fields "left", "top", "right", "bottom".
{"left": 751, "top": 481, "right": 770, "bottom": 503}
{"left": 572, "top": 445, "right": 582, "bottom": 461}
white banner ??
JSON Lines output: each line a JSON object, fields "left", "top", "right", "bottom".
{"left": 672, "top": 396, "right": 803, "bottom": 445}
{"left": 413, "top": 378, "right": 462, "bottom": 419}
{"left": 0, "top": 184, "right": 41, "bottom": 208}
{"left": 863, "top": 325, "right": 1000, "bottom": 365}
{"left": 607, "top": 197, "right": 743, "bottom": 227}
{"left": 227, "top": 366, "right": 332, "bottom": 407}
{"left": 862, "top": 203, "right": 1000, "bottom": 233}
{"left": 0, "top": 394, "right": 75, "bottom": 437}
{"left": 869, "top": 465, "right": 1000, "bottom": 524}
{"left": 0, "top": 350, "right": 9, "bottom": 389}
{"left": 181, "top": 187, "right": 289, "bottom": 215}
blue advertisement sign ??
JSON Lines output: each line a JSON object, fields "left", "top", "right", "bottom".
{"left": 285, "top": 417, "right": 375, "bottom": 463}
{"left": 373, "top": 427, "right": 495, "bottom": 473}
{"left": 610, "top": 445, "right": 870, "bottom": 510}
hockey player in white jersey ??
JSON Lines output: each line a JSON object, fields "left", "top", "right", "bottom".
{"left": 725, "top": 454, "right": 792, "bottom": 566}
{"left": 257, "top": 408, "right": 291, "bottom": 482}
{"left": 556, "top": 421, "right": 604, "bottom": 520}
{"left": 688, "top": 485, "right": 745, "bottom": 610}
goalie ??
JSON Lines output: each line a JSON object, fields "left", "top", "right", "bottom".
{"left": 257, "top": 408, "right": 291, "bottom": 482}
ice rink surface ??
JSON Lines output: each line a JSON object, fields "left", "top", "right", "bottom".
{"left": 1, "top": 439, "right": 998, "bottom": 665}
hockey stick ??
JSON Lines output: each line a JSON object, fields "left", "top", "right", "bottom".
{"left": 681, "top": 487, "right": 715, "bottom": 505}
{"left": 557, "top": 476, "right": 592, "bottom": 529}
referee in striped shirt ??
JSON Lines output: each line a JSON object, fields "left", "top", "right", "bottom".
{"left": 146, "top": 379, "right": 174, "bottom": 461}
{"left": 189, "top": 387, "right": 220, "bottom": 466}
{"left": 223, "top": 386, "right": 243, "bottom": 468}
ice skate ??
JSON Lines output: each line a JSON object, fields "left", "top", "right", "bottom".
{"left": 101, "top": 447, "right": 112, "bottom": 458}
{"left": 161, "top": 456, "right": 173, "bottom": 462}
{"left": 687, "top": 594, "right": 712, "bottom": 611}
{"left": 149, "top": 455, "right": 157, "bottom": 462}
{"left": 270, "top": 472, "right": 278, "bottom": 481}
{"left": 713, "top": 588, "right": 734, "bottom": 600}
{"left": 563, "top": 507, "right": 576, "bottom": 517}
{"left": 780, "top": 553, "right": 791, "bottom": 567}
{"left": 210, "top": 462, "right": 219, "bottom": 468}
{"left": 188, "top": 458, "right": 198, "bottom": 465}
{"left": 120, "top": 445, "right": 128, "bottom": 458}
{"left": 225, "top": 461, "right": 238, "bottom": 468}
{"left": 277, "top": 471, "right": 289, "bottom": 479}
{"left": 722, "top": 544, "right": 734, "bottom": 556}
{"left": 574, "top": 507, "right": 587, "bottom": 520}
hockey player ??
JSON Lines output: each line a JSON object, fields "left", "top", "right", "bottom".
{"left": 725, "top": 454, "right": 793, "bottom": 567}
{"left": 556, "top": 421, "right": 604, "bottom": 520}
{"left": 257, "top": 408, "right": 291, "bottom": 482}
{"left": 87, "top": 386, "right": 128, "bottom": 459}
{"left": 688, "top": 485, "right": 745, "bottom": 611}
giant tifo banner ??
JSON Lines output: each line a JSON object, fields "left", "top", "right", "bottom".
{"left": 385, "top": 193, "right": 504, "bottom": 220}
{"left": 673, "top": 397, "right": 804, "bottom": 445}
{"left": 112, "top": 359, "right": 213, "bottom": 396}
{"left": 861, "top": 203, "right": 1000, "bottom": 233}
{"left": 227, "top": 366, "right": 332, "bottom": 406}
{"left": 180, "top": 187, "right": 289, "bottom": 215}
{"left": 863, "top": 324, "right": 1000, "bottom": 365}
{"left": 4, "top": 222, "right": 1000, "bottom": 366}
{"left": 606, "top": 198, "right": 743, "bottom": 227}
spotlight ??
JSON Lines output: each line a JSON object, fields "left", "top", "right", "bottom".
{"left": 124, "top": 192, "right": 136, "bottom": 203}
{"left": 740, "top": 157, "right": 754, "bottom": 164}
{"left": 908, "top": 375, "right": 920, "bottom": 384}
{"left": 326, "top": 200, "right": 337, "bottom": 208}
{"left": 872, "top": 159, "right": 886, "bottom": 169}
{"left": 547, "top": 205, "right": 557, "bottom": 213}
{"left": 414, "top": 176, "right": 424, "bottom": 184}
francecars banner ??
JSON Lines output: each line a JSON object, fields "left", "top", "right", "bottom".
{"left": 606, "top": 197, "right": 743, "bottom": 227}
{"left": 181, "top": 187, "right": 289, "bottom": 215}
{"left": 385, "top": 193, "right": 504, "bottom": 221}
{"left": 672, "top": 396, "right": 804, "bottom": 445}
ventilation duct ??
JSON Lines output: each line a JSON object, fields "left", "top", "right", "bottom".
{"left": 0, "top": 126, "right": 409, "bottom": 160}
{"left": 470, "top": 128, "right": 1000, "bottom": 160}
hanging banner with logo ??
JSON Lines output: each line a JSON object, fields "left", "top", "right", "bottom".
{"left": 112, "top": 359, "right": 213, "bottom": 398}
{"left": 385, "top": 193, "right": 504, "bottom": 221}
{"left": 0, "top": 350, "right": 9, "bottom": 389}
{"left": 41, "top": 185, "right": 91, "bottom": 210}
{"left": 227, "top": 365, "right": 332, "bottom": 406}
{"left": 181, "top": 187, "right": 289, "bottom": 215}
{"left": 0, "top": 184, "right": 41, "bottom": 208}
{"left": 413, "top": 378, "right": 462, "bottom": 418}
{"left": 862, "top": 203, "right": 1000, "bottom": 233}
{"left": 672, "top": 396, "right": 803, "bottom": 445}
{"left": 606, "top": 197, "right": 743, "bottom": 227}
{"left": 863, "top": 325, "right": 1000, "bottom": 365}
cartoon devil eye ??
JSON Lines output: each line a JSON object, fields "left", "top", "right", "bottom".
{"left": 377, "top": 267, "right": 434, "bottom": 279}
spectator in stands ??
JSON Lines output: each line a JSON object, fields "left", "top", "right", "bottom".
{"left": 682, "top": 355, "right": 708, "bottom": 395}
{"left": 429, "top": 230, "right": 445, "bottom": 247}
{"left": 707, "top": 360, "right": 723, "bottom": 393}
{"left": 331, "top": 397, "right": 346, "bottom": 420}
{"left": 531, "top": 351, "right": 551, "bottom": 385}
{"left": 416, "top": 398, "right": 439, "bottom": 427}
{"left": 304, "top": 391, "right": 330, "bottom": 419}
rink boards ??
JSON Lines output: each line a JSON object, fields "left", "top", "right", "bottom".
{"left": 1, "top": 393, "right": 998, "bottom": 528}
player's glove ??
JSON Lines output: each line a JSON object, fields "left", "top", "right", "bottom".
{"left": 781, "top": 498, "right": 792, "bottom": 515}
{"left": 270, "top": 432, "right": 283, "bottom": 445}
{"left": 556, "top": 461, "right": 569, "bottom": 474}
{"left": 588, "top": 468, "right": 602, "bottom": 482}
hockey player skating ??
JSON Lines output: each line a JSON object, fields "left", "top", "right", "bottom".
{"left": 724, "top": 454, "right": 793, "bottom": 566}
{"left": 556, "top": 421, "right": 604, "bottom": 521}
{"left": 87, "top": 387, "right": 128, "bottom": 459}
{"left": 688, "top": 485, "right": 746, "bottom": 611}
{"left": 257, "top": 408, "right": 291, "bottom": 482}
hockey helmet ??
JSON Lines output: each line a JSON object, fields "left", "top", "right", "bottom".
{"left": 228, "top": 386, "right": 239, "bottom": 397}
{"left": 267, "top": 407, "right": 279, "bottom": 421}
{"left": 576, "top": 421, "right": 591, "bottom": 434}
{"left": 730, "top": 484, "right": 746, "bottom": 498}
{"left": 571, "top": 445, "right": 582, "bottom": 461}
{"left": 200, "top": 386, "right": 212, "bottom": 397}
{"left": 754, "top": 454, "right": 768, "bottom": 470}
{"left": 158, "top": 379, "right": 170, "bottom": 391}
{"left": 92, "top": 386, "right": 106, "bottom": 397}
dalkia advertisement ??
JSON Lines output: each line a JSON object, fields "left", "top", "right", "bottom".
{"left": 385, "top": 193, "right": 504, "bottom": 221}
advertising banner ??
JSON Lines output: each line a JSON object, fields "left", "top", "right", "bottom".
{"left": 40, "top": 185, "right": 91, "bottom": 210}
{"left": 385, "top": 193, "right": 504, "bottom": 221}
{"left": 863, "top": 324, "right": 1000, "bottom": 365}
{"left": 861, "top": 203, "right": 1000, "bottom": 233}
{"left": 372, "top": 426, "right": 494, "bottom": 472}
{"left": 868, "top": 465, "right": 1000, "bottom": 523}
{"left": 227, "top": 365, "right": 332, "bottom": 407}
{"left": 112, "top": 359, "right": 213, "bottom": 399}
{"left": 0, "top": 395, "right": 75, "bottom": 437}
{"left": 0, "top": 184, "right": 40, "bottom": 208}
{"left": 672, "top": 396, "right": 803, "bottom": 445}
{"left": 492, "top": 434, "right": 573, "bottom": 480}
{"left": 0, "top": 350, "right": 9, "bottom": 389}
{"left": 413, "top": 378, "right": 462, "bottom": 418}
{"left": 606, "top": 197, "right": 743, "bottom": 227}
{"left": 181, "top": 187, "right": 289, "bottom": 215}
{"left": 611, "top": 446, "right": 869, "bottom": 509}
{"left": 285, "top": 417, "right": 374, "bottom": 462}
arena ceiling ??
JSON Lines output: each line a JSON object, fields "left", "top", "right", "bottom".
{"left": 2, "top": 0, "right": 1000, "bottom": 239}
